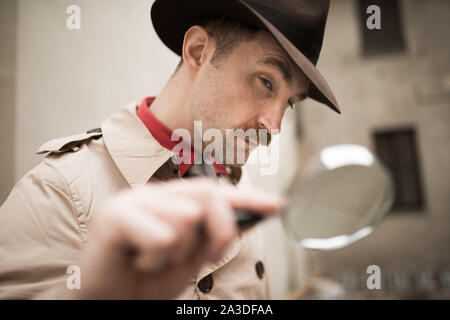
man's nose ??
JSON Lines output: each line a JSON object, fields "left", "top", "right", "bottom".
{"left": 256, "top": 106, "right": 284, "bottom": 135}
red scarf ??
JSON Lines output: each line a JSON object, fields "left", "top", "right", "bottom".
{"left": 137, "top": 96, "right": 228, "bottom": 177}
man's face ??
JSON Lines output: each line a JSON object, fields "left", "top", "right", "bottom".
{"left": 187, "top": 30, "right": 310, "bottom": 166}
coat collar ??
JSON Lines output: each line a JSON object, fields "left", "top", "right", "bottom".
{"left": 101, "top": 101, "right": 173, "bottom": 188}
{"left": 102, "top": 100, "right": 243, "bottom": 189}
{"left": 101, "top": 100, "right": 246, "bottom": 279}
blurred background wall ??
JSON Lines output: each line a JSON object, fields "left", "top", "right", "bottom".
{"left": 12, "top": 0, "right": 180, "bottom": 182}
{"left": 296, "top": 0, "right": 450, "bottom": 299}
{"left": 1, "top": 0, "right": 449, "bottom": 299}
{"left": 0, "top": 0, "right": 17, "bottom": 206}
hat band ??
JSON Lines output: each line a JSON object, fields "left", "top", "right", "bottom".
{"left": 245, "top": 0, "right": 322, "bottom": 65}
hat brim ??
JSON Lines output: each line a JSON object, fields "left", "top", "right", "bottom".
{"left": 151, "top": 0, "right": 340, "bottom": 114}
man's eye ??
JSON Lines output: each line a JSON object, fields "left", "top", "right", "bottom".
{"left": 259, "top": 77, "right": 273, "bottom": 91}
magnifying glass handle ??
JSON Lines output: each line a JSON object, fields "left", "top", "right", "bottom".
{"left": 183, "top": 163, "right": 264, "bottom": 230}
{"left": 235, "top": 209, "right": 263, "bottom": 230}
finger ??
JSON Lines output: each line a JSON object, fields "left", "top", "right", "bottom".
{"left": 137, "top": 193, "right": 204, "bottom": 231}
{"left": 201, "top": 193, "right": 238, "bottom": 262}
{"left": 112, "top": 208, "right": 178, "bottom": 272}
{"left": 158, "top": 178, "right": 285, "bottom": 216}
{"left": 136, "top": 194, "right": 206, "bottom": 263}
{"left": 218, "top": 183, "right": 286, "bottom": 215}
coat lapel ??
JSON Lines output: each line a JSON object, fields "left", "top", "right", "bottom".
{"left": 101, "top": 101, "right": 173, "bottom": 188}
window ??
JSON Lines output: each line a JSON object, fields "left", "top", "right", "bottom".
{"left": 357, "top": 0, "right": 407, "bottom": 56}
{"left": 373, "top": 128, "right": 425, "bottom": 211}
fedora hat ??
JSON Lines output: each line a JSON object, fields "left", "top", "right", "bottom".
{"left": 151, "top": 0, "right": 340, "bottom": 114}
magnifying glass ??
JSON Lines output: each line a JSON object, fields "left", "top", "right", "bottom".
{"left": 185, "top": 144, "right": 395, "bottom": 251}
{"left": 281, "top": 144, "right": 394, "bottom": 250}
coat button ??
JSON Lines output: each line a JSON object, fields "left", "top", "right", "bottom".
{"left": 255, "top": 261, "right": 265, "bottom": 279}
{"left": 197, "top": 274, "right": 214, "bottom": 293}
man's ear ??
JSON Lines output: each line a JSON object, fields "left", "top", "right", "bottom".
{"left": 182, "top": 26, "right": 212, "bottom": 72}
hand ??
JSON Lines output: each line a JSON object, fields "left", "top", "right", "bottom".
{"left": 69, "top": 177, "right": 285, "bottom": 299}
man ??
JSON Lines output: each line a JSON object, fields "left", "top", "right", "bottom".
{"left": 0, "top": 0, "right": 339, "bottom": 299}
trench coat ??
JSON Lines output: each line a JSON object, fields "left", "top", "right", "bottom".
{"left": 0, "top": 101, "right": 270, "bottom": 299}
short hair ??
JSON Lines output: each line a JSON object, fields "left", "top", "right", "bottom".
{"left": 174, "top": 16, "right": 262, "bottom": 73}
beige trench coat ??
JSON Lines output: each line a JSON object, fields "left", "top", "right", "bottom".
{"left": 0, "top": 101, "right": 270, "bottom": 300}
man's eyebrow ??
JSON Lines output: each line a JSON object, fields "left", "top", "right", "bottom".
{"left": 257, "top": 56, "right": 293, "bottom": 85}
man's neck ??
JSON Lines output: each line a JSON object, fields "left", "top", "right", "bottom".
{"left": 148, "top": 67, "right": 194, "bottom": 135}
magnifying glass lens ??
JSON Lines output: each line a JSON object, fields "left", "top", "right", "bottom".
{"left": 283, "top": 145, "right": 394, "bottom": 250}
